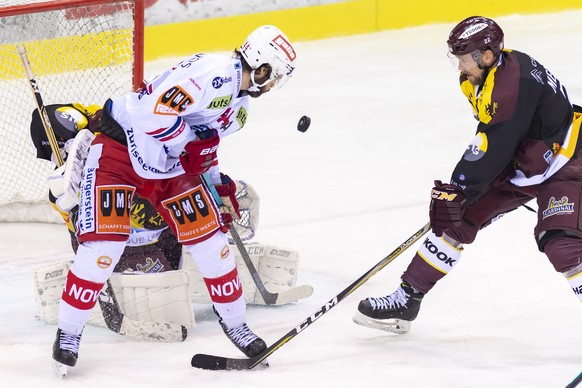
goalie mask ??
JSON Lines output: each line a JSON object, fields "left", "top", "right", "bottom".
{"left": 30, "top": 103, "right": 101, "bottom": 161}
{"left": 240, "top": 25, "right": 297, "bottom": 92}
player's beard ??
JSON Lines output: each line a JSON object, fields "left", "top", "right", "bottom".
{"left": 470, "top": 73, "right": 485, "bottom": 86}
{"left": 247, "top": 86, "right": 270, "bottom": 98}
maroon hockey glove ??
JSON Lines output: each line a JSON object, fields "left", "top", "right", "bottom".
{"left": 215, "top": 173, "right": 240, "bottom": 220}
{"left": 429, "top": 180, "right": 467, "bottom": 237}
{"left": 179, "top": 130, "right": 219, "bottom": 175}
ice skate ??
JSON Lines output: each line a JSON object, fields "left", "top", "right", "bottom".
{"left": 52, "top": 328, "right": 81, "bottom": 377}
{"left": 214, "top": 307, "right": 267, "bottom": 358}
{"left": 353, "top": 282, "right": 424, "bottom": 334}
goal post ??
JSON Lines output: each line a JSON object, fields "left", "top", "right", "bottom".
{"left": 0, "top": 0, "right": 144, "bottom": 222}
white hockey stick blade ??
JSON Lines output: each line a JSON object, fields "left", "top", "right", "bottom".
{"left": 352, "top": 311, "right": 411, "bottom": 334}
{"left": 273, "top": 284, "right": 314, "bottom": 305}
{"left": 52, "top": 361, "right": 69, "bottom": 379}
{"left": 118, "top": 317, "right": 187, "bottom": 342}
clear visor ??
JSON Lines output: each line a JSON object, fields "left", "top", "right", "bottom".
{"left": 447, "top": 51, "right": 478, "bottom": 70}
{"left": 447, "top": 51, "right": 460, "bottom": 69}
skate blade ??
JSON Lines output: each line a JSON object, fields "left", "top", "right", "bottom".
{"left": 352, "top": 311, "right": 411, "bottom": 334}
{"left": 52, "top": 361, "right": 69, "bottom": 378}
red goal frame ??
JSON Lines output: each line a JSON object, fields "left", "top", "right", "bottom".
{"left": 0, "top": 0, "right": 144, "bottom": 90}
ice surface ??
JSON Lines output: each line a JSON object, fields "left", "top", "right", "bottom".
{"left": 1, "top": 10, "right": 582, "bottom": 387}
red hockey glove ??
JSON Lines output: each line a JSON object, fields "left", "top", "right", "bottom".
{"left": 429, "top": 180, "right": 467, "bottom": 237}
{"left": 215, "top": 173, "right": 240, "bottom": 219}
{"left": 179, "top": 130, "right": 219, "bottom": 175}
{"left": 214, "top": 173, "right": 239, "bottom": 233}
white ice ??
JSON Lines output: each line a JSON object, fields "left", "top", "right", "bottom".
{"left": 1, "top": 10, "right": 582, "bottom": 387}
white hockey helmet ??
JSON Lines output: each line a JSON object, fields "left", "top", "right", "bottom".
{"left": 240, "top": 25, "right": 297, "bottom": 92}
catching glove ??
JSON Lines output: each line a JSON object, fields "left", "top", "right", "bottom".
{"left": 179, "top": 129, "right": 219, "bottom": 175}
{"left": 429, "top": 180, "right": 466, "bottom": 237}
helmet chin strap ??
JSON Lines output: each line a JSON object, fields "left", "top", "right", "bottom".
{"left": 248, "top": 69, "right": 278, "bottom": 93}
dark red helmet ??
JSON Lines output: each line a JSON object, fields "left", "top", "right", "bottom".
{"left": 447, "top": 16, "right": 504, "bottom": 56}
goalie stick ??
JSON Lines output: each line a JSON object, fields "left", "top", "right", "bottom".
{"left": 202, "top": 174, "right": 313, "bottom": 305}
{"left": 191, "top": 222, "right": 431, "bottom": 370}
{"left": 16, "top": 43, "right": 64, "bottom": 167}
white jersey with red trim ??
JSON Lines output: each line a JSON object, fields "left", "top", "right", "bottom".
{"left": 110, "top": 53, "right": 249, "bottom": 179}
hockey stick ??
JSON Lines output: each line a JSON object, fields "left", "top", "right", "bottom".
{"left": 16, "top": 43, "right": 64, "bottom": 166}
{"left": 567, "top": 371, "right": 582, "bottom": 388}
{"left": 202, "top": 174, "right": 314, "bottom": 305}
{"left": 191, "top": 222, "right": 431, "bottom": 370}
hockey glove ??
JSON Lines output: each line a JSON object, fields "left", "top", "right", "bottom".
{"left": 47, "top": 129, "right": 95, "bottom": 212}
{"left": 429, "top": 180, "right": 467, "bottom": 237}
{"left": 215, "top": 173, "right": 240, "bottom": 223}
{"left": 179, "top": 129, "right": 219, "bottom": 176}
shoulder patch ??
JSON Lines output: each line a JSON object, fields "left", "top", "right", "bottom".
{"left": 155, "top": 86, "right": 194, "bottom": 115}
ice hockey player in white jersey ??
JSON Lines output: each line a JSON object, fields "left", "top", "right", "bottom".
{"left": 52, "top": 25, "right": 297, "bottom": 375}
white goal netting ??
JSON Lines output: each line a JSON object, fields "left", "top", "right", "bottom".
{"left": 0, "top": 0, "right": 142, "bottom": 222}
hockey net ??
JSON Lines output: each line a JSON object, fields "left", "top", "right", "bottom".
{"left": 0, "top": 0, "right": 144, "bottom": 222}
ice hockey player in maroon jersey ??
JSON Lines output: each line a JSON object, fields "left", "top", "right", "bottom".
{"left": 354, "top": 16, "right": 582, "bottom": 334}
{"left": 51, "top": 25, "right": 297, "bottom": 375}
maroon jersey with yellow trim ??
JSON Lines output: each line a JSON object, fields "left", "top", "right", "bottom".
{"left": 450, "top": 49, "right": 576, "bottom": 203}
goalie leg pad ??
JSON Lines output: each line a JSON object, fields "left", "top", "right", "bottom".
{"left": 109, "top": 270, "right": 194, "bottom": 327}
{"left": 184, "top": 242, "right": 301, "bottom": 305}
{"left": 34, "top": 262, "right": 194, "bottom": 328}
{"left": 254, "top": 244, "right": 300, "bottom": 305}
{"left": 33, "top": 260, "right": 109, "bottom": 328}
{"left": 33, "top": 261, "right": 71, "bottom": 324}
